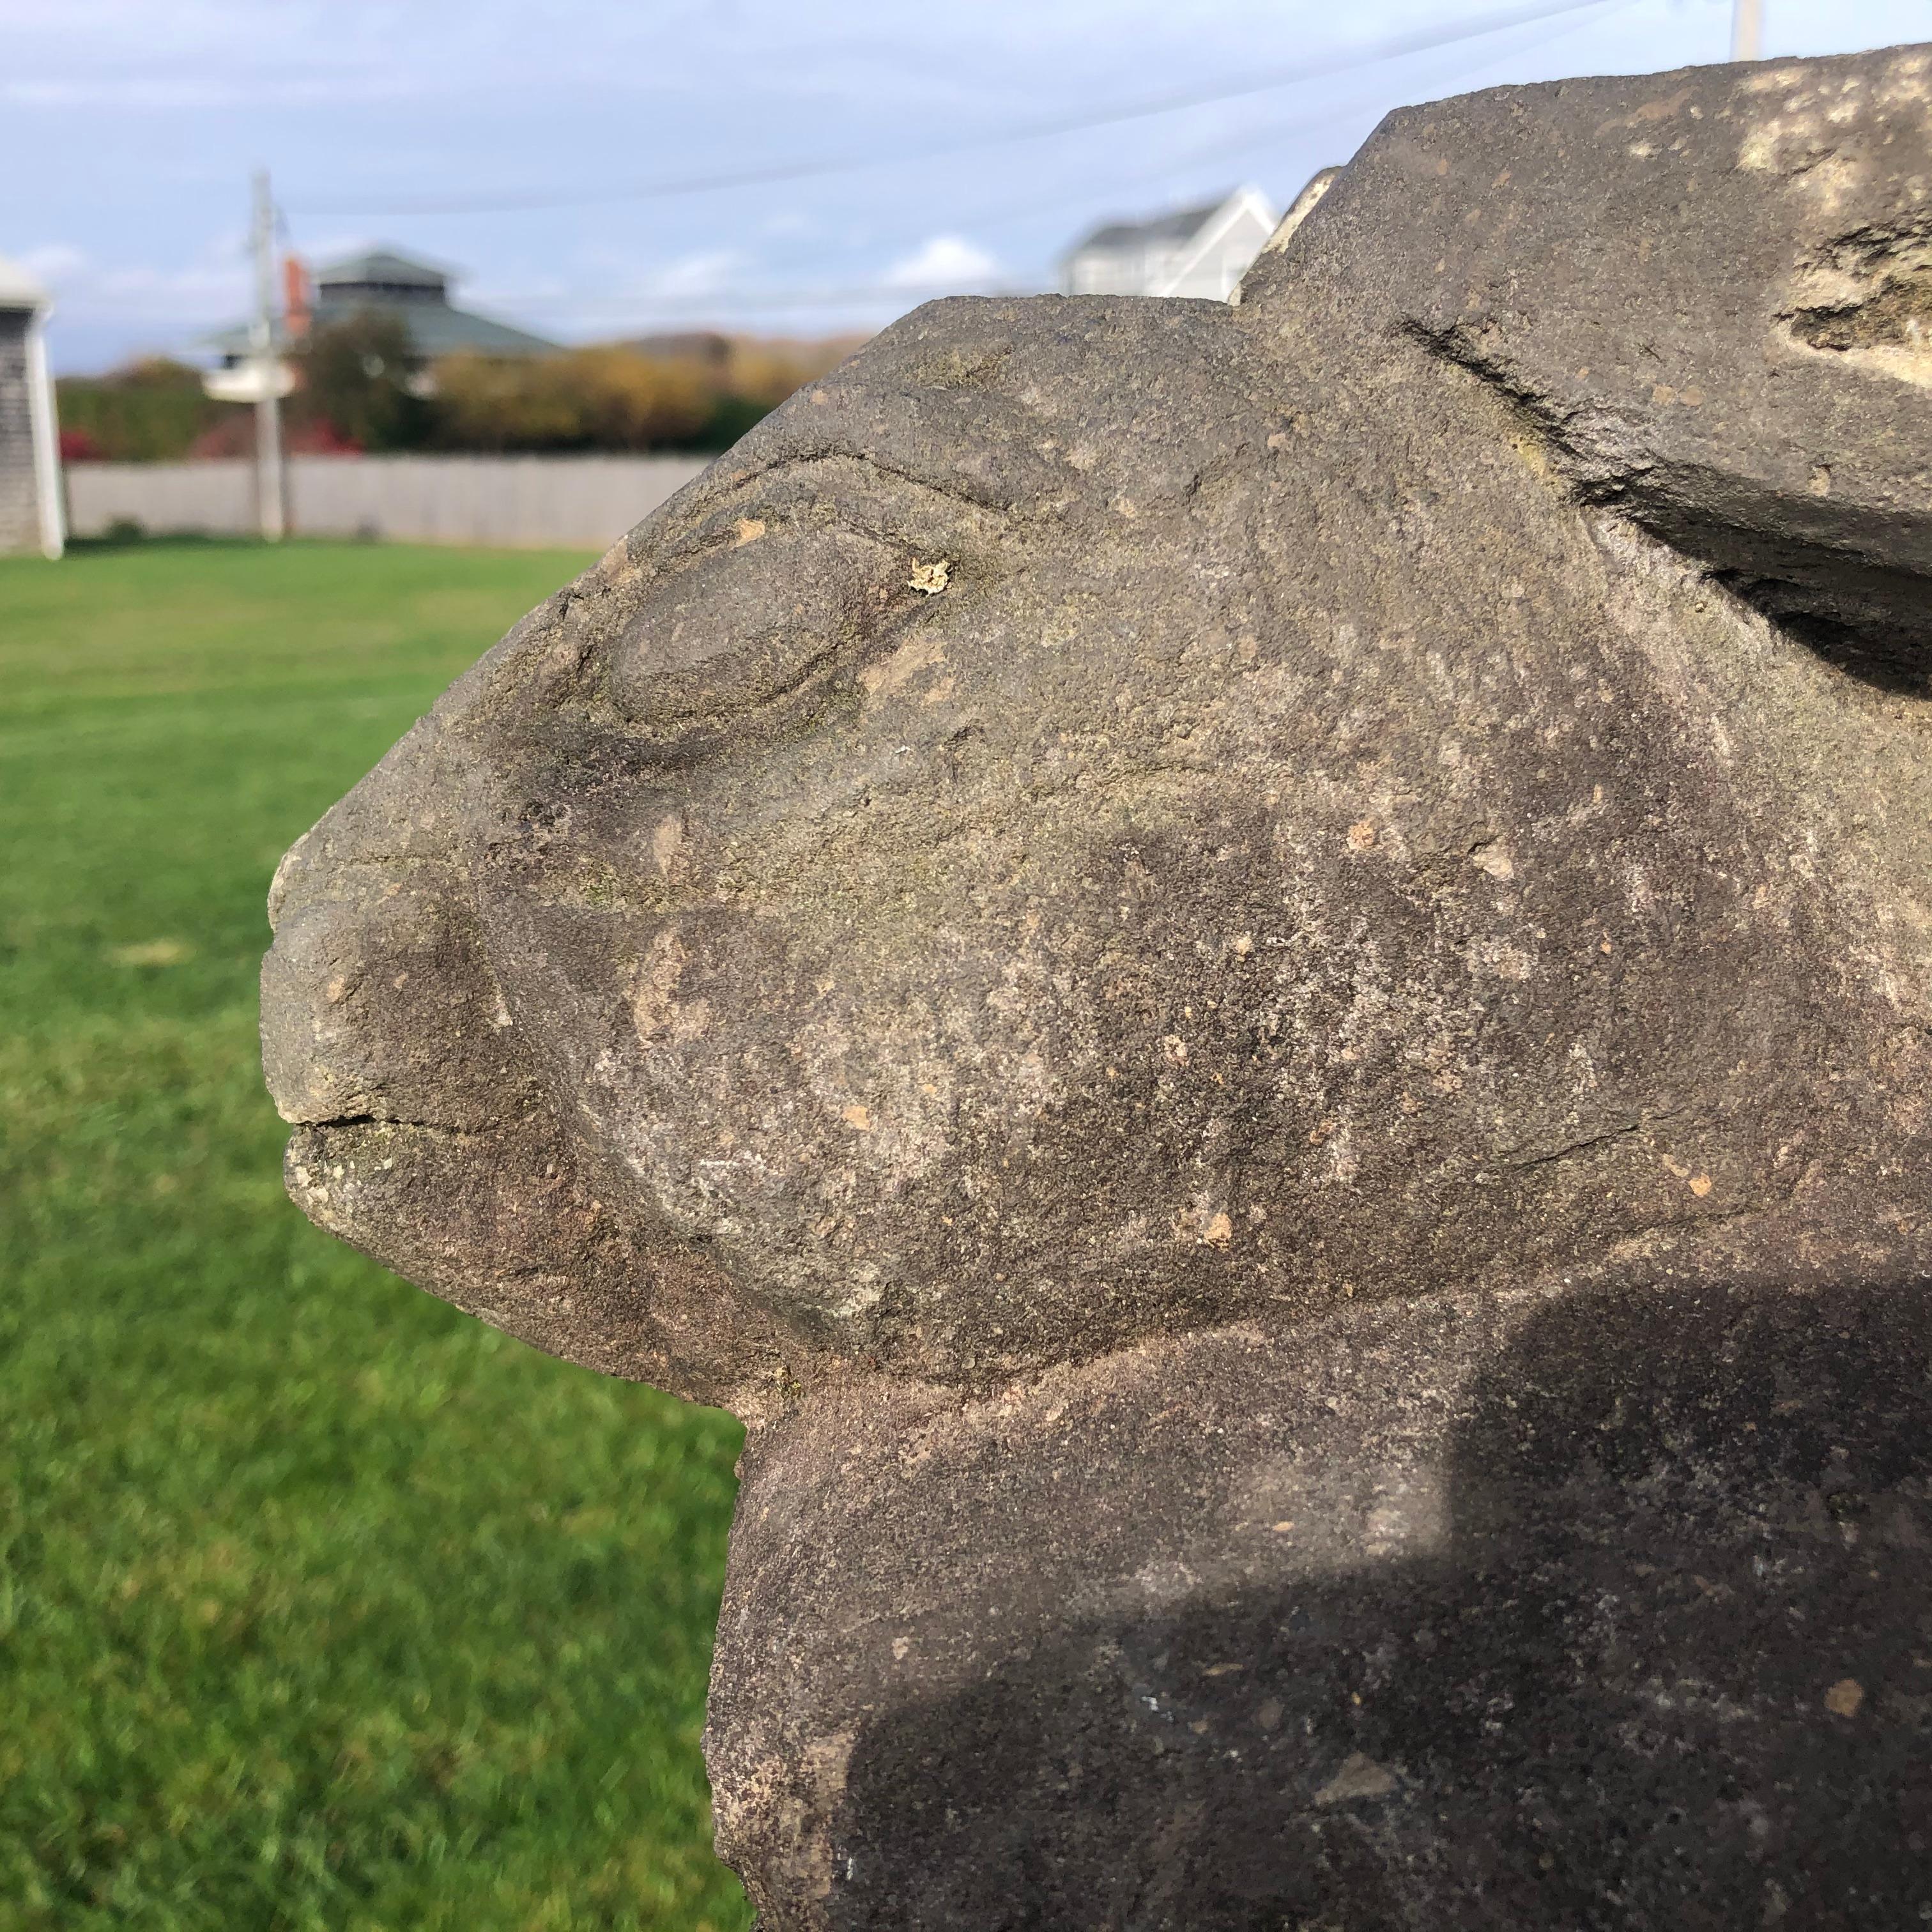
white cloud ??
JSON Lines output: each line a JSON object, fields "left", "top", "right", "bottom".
{"left": 647, "top": 249, "right": 747, "bottom": 300}
{"left": 21, "top": 234, "right": 250, "bottom": 335}
{"left": 21, "top": 243, "right": 88, "bottom": 282}
{"left": 884, "top": 234, "right": 999, "bottom": 291}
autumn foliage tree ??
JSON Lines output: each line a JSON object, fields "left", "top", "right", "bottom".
{"left": 291, "top": 314, "right": 431, "bottom": 452}
{"left": 54, "top": 359, "right": 222, "bottom": 462}
{"left": 429, "top": 347, "right": 715, "bottom": 452}
{"left": 427, "top": 337, "right": 861, "bottom": 454}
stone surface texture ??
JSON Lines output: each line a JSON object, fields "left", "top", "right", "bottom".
{"left": 265, "top": 44, "right": 1932, "bottom": 1928}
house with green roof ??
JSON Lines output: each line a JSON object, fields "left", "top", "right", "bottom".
{"left": 207, "top": 248, "right": 559, "bottom": 365}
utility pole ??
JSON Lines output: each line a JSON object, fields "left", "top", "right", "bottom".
{"left": 1731, "top": 0, "right": 1762, "bottom": 61}
{"left": 250, "top": 167, "right": 286, "bottom": 542}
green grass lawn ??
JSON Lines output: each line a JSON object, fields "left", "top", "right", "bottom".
{"left": 0, "top": 540, "right": 751, "bottom": 1932}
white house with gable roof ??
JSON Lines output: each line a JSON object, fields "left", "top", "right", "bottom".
{"left": 1059, "top": 187, "right": 1279, "bottom": 302}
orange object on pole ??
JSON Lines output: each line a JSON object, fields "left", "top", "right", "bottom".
{"left": 283, "top": 254, "right": 312, "bottom": 341}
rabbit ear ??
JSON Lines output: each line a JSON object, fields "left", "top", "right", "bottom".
{"left": 1239, "top": 45, "right": 1932, "bottom": 685}
{"left": 1229, "top": 165, "right": 1342, "bottom": 300}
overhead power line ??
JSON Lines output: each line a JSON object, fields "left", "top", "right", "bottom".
{"left": 57, "top": 0, "right": 1637, "bottom": 343}
{"left": 293, "top": 0, "right": 1623, "bottom": 218}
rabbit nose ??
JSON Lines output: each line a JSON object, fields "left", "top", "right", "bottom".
{"left": 261, "top": 868, "right": 534, "bottom": 1133}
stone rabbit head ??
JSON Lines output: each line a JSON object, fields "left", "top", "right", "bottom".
{"left": 265, "top": 46, "right": 1932, "bottom": 1420}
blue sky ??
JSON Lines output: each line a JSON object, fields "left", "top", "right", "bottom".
{"left": 8, "top": 0, "right": 1931, "bottom": 371}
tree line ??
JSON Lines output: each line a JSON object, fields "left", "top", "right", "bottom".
{"left": 57, "top": 314, "right": 862, "bottom": 463}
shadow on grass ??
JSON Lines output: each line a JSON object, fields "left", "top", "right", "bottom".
{"left": 65, "top": 526, "right": 369, "bottom": 553}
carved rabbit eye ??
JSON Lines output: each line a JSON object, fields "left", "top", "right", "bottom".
{"left": 603, "top": 524, "right": 908, "bottom": 730}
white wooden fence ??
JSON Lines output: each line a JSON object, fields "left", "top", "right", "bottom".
{"left": 65, "top": 454, "right": 712, "bottom": 549}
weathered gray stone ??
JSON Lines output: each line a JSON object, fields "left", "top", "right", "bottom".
{"left": 265, "top": 43, "right": 1932, "bottom": 1926}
